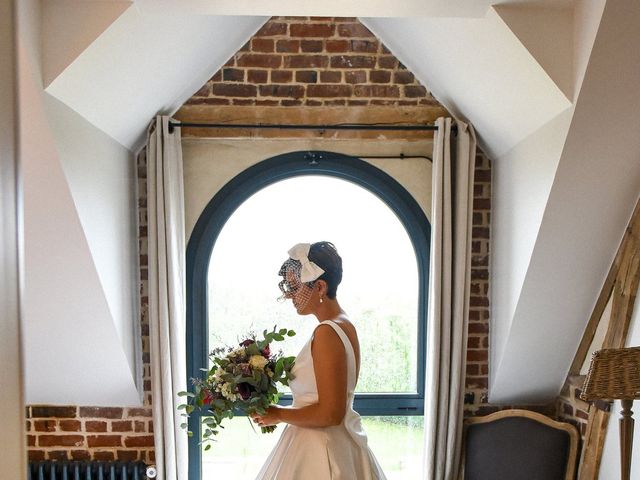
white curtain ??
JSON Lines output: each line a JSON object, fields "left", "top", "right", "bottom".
{"left": 424, "top": 117, "right": 477, "bottom": 480}
{"left": 147, "top": 116, "right": 188, "bottom": 480}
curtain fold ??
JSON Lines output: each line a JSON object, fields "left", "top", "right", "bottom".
{"left": 147, "top": 116, "right": 188, "bottom": 480}
{"left": 424, "top": 117, "right": 477, "bottom": 480}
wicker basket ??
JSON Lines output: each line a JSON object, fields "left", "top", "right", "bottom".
{"left": 581, "top": 347, "right": 640, "bottom": 401}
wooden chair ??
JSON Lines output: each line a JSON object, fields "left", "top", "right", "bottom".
{"left": 461, "top": 409, "right": 579, "bottom": 480}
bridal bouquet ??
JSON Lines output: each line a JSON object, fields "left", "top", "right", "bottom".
{"left": 178, "top": 326, "right": 296, "bottom": 448}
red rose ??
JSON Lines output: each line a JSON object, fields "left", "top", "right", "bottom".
{"left": 261, "top": 344, "right": 271, "bottom": 358}
{"left": 202, "top": 390, "right": 214, "bottom": 405}
{"left": 240, "top": 339, "right": 255, "bottom": 347}
{"left": 237, "top": 383, "right": 251, "bottom": 400}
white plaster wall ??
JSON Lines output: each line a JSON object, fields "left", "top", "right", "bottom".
{"left": 598, "top": 283, "right": 640, "bottom": 478}
{"left": 490, "top": 108, "right": 572, "bottom": 392}
{"left": 44, "top": 94, "right": 139, "bottom": 382}
{"left": 182, "top": 138, "right": 433, "bottom": 239}
{"left": 18, "top": 0, "right": 140, "bottom": 405}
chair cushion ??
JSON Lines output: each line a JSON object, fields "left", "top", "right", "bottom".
{"left": 464, "top": 416, "right": 571, "bottom": 480}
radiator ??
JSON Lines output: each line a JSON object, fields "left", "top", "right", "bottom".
{"left": 27, "top": 461, "right": 151, "bottom": 480}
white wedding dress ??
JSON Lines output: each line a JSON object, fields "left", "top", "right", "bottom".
{"left": 255, "top": 319, "right": 387, "bottom": 480}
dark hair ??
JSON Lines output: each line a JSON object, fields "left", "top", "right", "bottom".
{"left": 278, "top": 241, "right": 343, "bottom": 299}
{"left": 308, "top": 241, "right": 342, "bottom": 299}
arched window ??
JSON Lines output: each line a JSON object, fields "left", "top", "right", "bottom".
{"left": 186, "top": 151, "right": 430, "bottom": 479}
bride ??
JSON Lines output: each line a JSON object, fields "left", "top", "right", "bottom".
{"left": 252, "top": 241, "right": 387, "bottom": 480}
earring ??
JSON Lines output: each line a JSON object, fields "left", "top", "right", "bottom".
{"left": 319, "top": 297, "right": 323, "bottom": 304}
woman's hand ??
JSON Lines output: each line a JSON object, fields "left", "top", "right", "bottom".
{"left": 251, "top": 406, "right": 282, "bottom": 427}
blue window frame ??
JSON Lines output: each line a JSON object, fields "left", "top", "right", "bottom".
{"left": 186, "top": 151, "right": 430, "bottom": 479}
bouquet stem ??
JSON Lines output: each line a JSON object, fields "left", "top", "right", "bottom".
{"left": 261, "top": 425, "right": 277, "bottom": 434}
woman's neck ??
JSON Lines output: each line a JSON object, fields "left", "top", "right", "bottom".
{"left": 315, "top": 299, "right": 344, "bottom": 322}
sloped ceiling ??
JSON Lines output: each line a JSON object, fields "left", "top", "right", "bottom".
{"left": 30, "top": 0, "right": 640, "bottom": 404}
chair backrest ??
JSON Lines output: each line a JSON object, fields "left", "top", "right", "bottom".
{"left": 462, "top": 409, "right": 579, "bottom": 480}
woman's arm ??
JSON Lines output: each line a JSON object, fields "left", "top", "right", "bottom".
{"left": 254, "top": 324, "right": 347, "bottom": 428}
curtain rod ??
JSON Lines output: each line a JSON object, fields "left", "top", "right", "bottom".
{"left": 168, "top": 121, "right": 448, "bottom": 133}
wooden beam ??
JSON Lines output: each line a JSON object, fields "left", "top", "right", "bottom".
{"left": 578, "top": 197, "right": 640, "bottom": 480}
{"left": 174, "top": 104, "right": 448, "bottom": 140}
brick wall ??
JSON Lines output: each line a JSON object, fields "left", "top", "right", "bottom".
{"left": 187, "top": 17, "right": 439, "bottom": 108}
{"left": 24, "top": 153, "right": 153, "bottom": 463}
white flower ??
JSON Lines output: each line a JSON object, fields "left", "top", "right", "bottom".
{"left": 228, "top": 348, "right": 246, "bottom": 360}
{"left": 220, "top": 382, "right": 238, "bottom": 401}
{"left": 213, "top": 367, "right": 224, "bottom": 380}
{"left": 249, "top": 355, "right": 268, "bottom": 371}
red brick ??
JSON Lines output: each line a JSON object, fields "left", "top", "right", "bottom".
{"left": 86, "top": 421, "right": 108, "bottom": 432}
{"left": 247, "top": 69, "right": 268, "bottom": 83}
{"left": 470, "top": 296, "right": 489, "bottom": 307}
{"left": 467, "top": 350, "right": 488, "bottom": 362}
{"left": 290, "top": 23, "right": 335, "bottom": 38}
{"left": 255, "top": 100, "right": 279, "bottom": 106}
{"left": 251, "top": 38, "right": 274, "bottom": 53}
{"left": 134, "top": 421, "right": 146, "bottom": 433}
{"left": 301, "top": 40, "right": 323, "bottom": 53}
{"left": 393, "top": 71, "right": 414, "bottom": 84}
{"left": 28, "top": 450, "right": 45, "bottom": 461}
{"left": 284, "top": 55, "right": 328, "bottom": 69}
{"left": 380, "top": 44, "right": 391, "bottom": 54}
{"left": 369, "top": 70, "right": 391, "bottom": 83}
{"left": 193, "top": 84, "right": 210, "bottom": 96}
{"left": 59, "top": 420, "right": 81, "bottom": 432}
{"left": 212, "top": 84, "right": 257, "bottom": 98}
{"left": 377, "top": 56, "right": 397, "bottom": 69}
{"left": 117, "top": 450, "right": 140, "bottom": 461}
{"left": 324, "top": 99, "right": 346, "bottom": 106}
{"left": 112, "top": 421, "right": 133, "bottom": 432}
{"left": 344, "top": 71, "right": 366, "bottom": 84}
{"left": 256, "top": 22, "right": 287, "bottom": 36}
{"left": 280, "top": 99, "right": 303, "bottom": 106}
{"left": 271, "top": 70, "right": 293, "bottom": 83}
{"left": 472, "top": 227, "right": 490, "bottom": 239}
{"left": 32, "top": 406, "right": 77, "bottom": 418}
{"left": 474, "top": 198, "right": 491, "bottom": 210}
{"left": 34, "top": 420, "right": 57, "bottom": 432}
{"left": 259, "top": 84, "right": 305, "bottom": 98}
{"left": 350, "top": 40, "right": 377, "bottom": 53}
{"left": 306, "top": 99, "right": 323, "bottom": 106}
{"left": 27, "top": 435, "right": 35, "bottom": 446}
{"left": 87, "top": 435, "right": 122, "bottom": 448}
{"left": 222, "top": 68, "right": 244, "bottom": 82}
{"left": 38, "top": 435, "right": 84, "bottom": 447}
{"left": 467, "top": 337, "right": 480, "bottom": 349}
{"left": 276, "top": 40, "right": 299, "bottom": 53}
{"left": 475, "top": 169, "right": 491, "bottom": 182}
{"left": 347, "top": 100, "right": 368, "bottom": 106}
{"left": 472, "top": 254, "right": 488, "bottom": 267}
{"left": 370, "top": 100, "right": 396, "bottom": 106}
{"left": 337, "top": 23, "right": 374, "bottom": 37}
{"left": 320, "top": 71, "right": 341, "bottom": 83}
{"left": 94, "top": 451, "right": 115, "bottom": 461}
{"left": 232, "top": 99, "right": 255, "bottom": 105}
{"left": 70, "top": 450, "right": 91, "bottom": 461}
{"left": 307, "top": 84, "right": 352, "bottom": 98}
{"left": 466, "top": 364, "right": 480, "bottom": 375}
{"left": 354, "top": 85, "right": 399, "bottom": 98}
{"left": 576, "top": 409, "right": 589, "bottom": 420}
{"left": 326, "top": 40, "right": 349, "bottom": 53}
{"left": 405, "top": 85, "right": 428, "bottom": 97}
{"left": 295, "top": 70, "right": 318, "bottom": 83}
{"left": 330, "top": 55, "right": 376, "bottom": 69}
{"left": 466, "top": 377, "right": 488, "bottom": 389}
{"left": 237, "top": 54, "right": 282, "bottom": 68}
{"left": 79, "top": 407, "right": 122, "bottom": 419}
{"left": 124, "top": 435, "right": 155, "bottom": 447}
{"left": 468, "top": 323, "right": 489, "bottom": 334}
{"left": 211, "top": 70, "right": 222, "bottom": 82}
{"left": 48, "top": 450, "right": 69, "bottom": 461}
